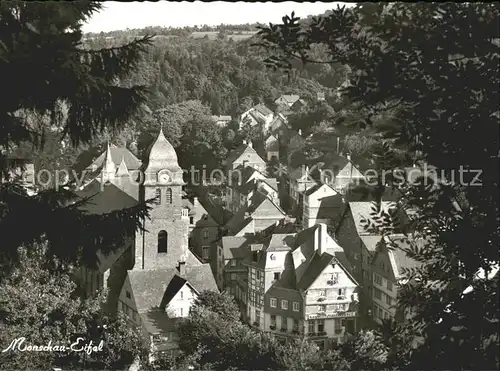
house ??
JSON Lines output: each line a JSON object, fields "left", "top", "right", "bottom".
{"left": 314, "top": 154, "right": 365, "bottom": 195}
{"left": 224, "top": 191, "right": 287, "bottom": 237}
{"left": 211, "top": 115, "right": 232, "bottom": 127}
{"left": 239, "top": 104, "right": 274, "bottom": 132}
{"left": 264, "top": 134, "right": 280, "bottom": 162}
{"left": 224, "top": 140, "right": 266, "bottom": 173}
{"left": 269, "top": 113, "right": 289, "bottom": 136}
{"left": 224, "top": 165, "right": 270, "bottom": 213}
{"left": 287, "top": 165, "right": 317, "bottom": 218}
{"left": 229, "top": 223, "right": 359, "bottom": 349}
{"left": 118, "top": 262, "right": 217, "bottom": 358}
{"left": 302, "top": 183, "right": 344, "bottom": 229}
{"left": 286, "top": 130, "right": 307, "bottom": 166}
{"left": 290, "top": 98, "right": 307, "bottom": 112}
{"left": 371, "top": 234, "right": 424, "bottom": 324}
{"left": 274, "top": 94, "right": 300, "bottom": 108}
{"left": 183, "top": 195, "right": 224, "bottom": 263}
{"left": 335, "top": 201, "right": 407, "bottom": 319}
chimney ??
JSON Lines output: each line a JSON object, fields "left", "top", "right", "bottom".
{"left": 298, "top": 129, "right": 302, "bottom": 136}
{"left": 346, "top": 153, "right": 351, "bottom": 161}
{"left": 316, "top": 223, "right": 328, "bottom": 255}
{"left": 193, "top": 197, "right": 199, "bottom": 207}
{"left": 243, "top": 160, "right": 249, "bottom": 168}
{"left": 177, "top": 261, "right": 186, "bottom": 276}
{"left": 243, "top": 139, "right": 247, "bottom": 145}
{"left": 337, "top": 137, "right": 340, "bottom": 155}
{"left": 248, "top": 141, "right": 253, "bottom": 148}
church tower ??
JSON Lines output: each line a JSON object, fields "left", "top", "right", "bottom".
{"left": 134, "top": 129, "right": 189, "bottom": 270}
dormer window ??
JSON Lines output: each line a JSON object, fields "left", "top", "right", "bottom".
{"left": 270, "top": 254, "right": 276, "bottom": 261}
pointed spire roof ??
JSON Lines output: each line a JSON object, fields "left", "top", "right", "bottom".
{"left": 146, "top": 128, "right": 181, "bottom": 172}
{"left": 101, "top": 142, "right": 116, "bottom": 182}
{"left": 116, "top": 156, "right": 129, "bottom": 176}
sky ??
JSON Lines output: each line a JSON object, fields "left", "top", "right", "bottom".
{"left": 82, "top": 1, "right": 355, "bottom": 33}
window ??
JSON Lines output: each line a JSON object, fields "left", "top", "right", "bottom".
{"left": 293, "top": 319, "right": 299, "bottom": 331}
{"left": 158, "top": 230, "right": 168, "bottom": 253}
{"left": 166, "top": 188, "right": 172, "bottom": 204}
{"left": 387, "top": 280, "right": 393, "bottom": 291}
{"left": 380, "top": 261, "right": 385, "bottom": 270}
{"left": 126, "top": 291, "right": 131, "bottom": 299}
{"left": 318, "top": 304, "right": 327, "bottom": 312}
{"left": 281, "top": 316, "right": 288, "bottom": 330}
{"left": 203, "top": 230, "right": 209, "bottom": 239}
{"left": 182, "top": 208, "right": 188, "bottom": 217}
{"left": 230, "top": 273, "right": 236, "bottom": 280}
{"left": 270, "top": 298, "right": 277, "bottom": 308}
{"left": 180, "top": 291, "right": 183, "bottom": 299}
{"left": 374, "top": 273, "right": 382, "bottom": 285}
{"left": 274, "top": 272, "right": 281, "bottom": 281}
{"left": 255, "top": 309, "right": 260, "bottom": 323}
{"left": 180, "top": 308, "right": 183, "bottom": 317}
{"left": 202, "top": 246, "right": 209, "bottom": 259}
{"left": 317, "top": 319, "right": 325, "bottom": 333}
{"left": 256, "top": 270, "right": 261, "bottom": 279}
{"left": 384, "top": 311, "right": 389, "bottom": 320}
{"left": 293, "top": 302, "right": 300, "bottom": 312}
{"left": 385, "top": 294, "right": 392, "bottom": 306}
{"left": 154, "top": 188, "right": 161, "bottom": 204}
{"left": 281, "top": 300, "right": 288, "bottom": 310}
{"left": 338, "top": 288, "right": 345, "bottom": 296}
{"left": 334, "top": 318, "right": 342, "bottom": 333}
{"left": 270, "top": 315, "right": 276, "bottom": 327}
{"left": 308, "top": 320, "right": 315, "bottom": 334}
{"left": 270, "top": 254, "right": 276, "bottom": 261}
{"left": 231, "top": 260, "right": 237, "bottom": 267}
{"left": 374, "top": 288, "right": 382, "bottom": 300}
{"left": 189, "top": 216, "right": 194, "bottom": 224}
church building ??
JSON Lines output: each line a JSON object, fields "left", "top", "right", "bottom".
{"left": 74, "top": 129, "right": 218, "bottom": 356}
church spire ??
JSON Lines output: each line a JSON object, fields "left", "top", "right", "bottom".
{"left": 116, "top": 156, "right": 129, "bottom": 176}
{"left": 101, "top": 141, "right": 116, "bottom": 182}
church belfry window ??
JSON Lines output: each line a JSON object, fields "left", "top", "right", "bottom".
{"left": 166, "top": 188, "right": 172, "bottom": 204}
{"left": 158, "top": 230, "right": 168, "bottom": 253}
{"left": 154, "top": 188, "right": 161, "bottom": 204}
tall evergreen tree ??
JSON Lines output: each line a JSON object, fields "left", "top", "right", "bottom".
{"left": 256, "top": 3, "right": 499, "bottom": 369}
{"left": 0, "top": 2, "right": 152, "bottom": 273}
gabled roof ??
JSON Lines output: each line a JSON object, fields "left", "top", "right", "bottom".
{"left": 297, "top": 251, "right": 336, "bottom": 290}
{"left": 360, "top": 235, "right": 384, "bottom": 252}
{"left": 226, "top": 144, "right": 266, "bottom": 167}
{"left": 254, "top": 104, "right": 273, "bottom": 117}
{"left": 128, "top": 269, "right": 179, "bottom": 313}
{"left": 183, "top": 265, "right": 218, "bottom": 292}
{"left": 348, "top": 201, "right": 398, "bottom": 236}
{"left": 267, "top": 233, "right": 296, "bottom": 252}
{"left": 161, "top": 275, "right": 191, "bottom": 308}
{"left": 87, "top": 145, "right": 142, "bottom": 171}
{"left": 74, "top": 179, "right": 138, "bottom": 215}
{"left": 384, "top": 235, "right": 425, "bottom": 278}
{"left": 259, "top": 178, "right": 278, "bottom": 192}
{"left": 304, "top": 182, "right": 338, "bottom": 197}
{"left": 275, "top": 94, "right": 300, "bottom": 105}
{"left": 222, "top": 236, "right": 251, "bottom": 259}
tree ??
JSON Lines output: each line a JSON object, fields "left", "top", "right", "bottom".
{"left": 0, "top": 2, "right": 151, "bottom": 271}
{"left": 0, "top": 244, "right": 148, "bottom": 370}
{"left": 257, "top": 3, "right": 499, "bottom": 370}
{"left": 191, "top": 290, "right": 241, "bottom": 322}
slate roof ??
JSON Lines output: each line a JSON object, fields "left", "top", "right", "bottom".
{"left": 161, "top": 275, "right": 189, "bottom": 308}
{"left": 385, "top": 235, "right": 425, "bottom": 277}
{"left": 226, "top": 144, "right": 266, "bottom": 167}
{"left": 222, "top": 236, "right": 251, "bottom": 259}
{"left": 74, "top": 179, "right": 138, "bottom": 215}
{"left": 87, "top": 146, "right": 142, "bottom": 171}
{"left": 360, "top": 235, "right": 384, "bottom": 252}
{"left": 260, "top": 178, "right": 278, "bottom": 192}
{"left": 267, "top": 233, "right": 296, "bottom": 252}
{"left": 140, "top": 309, "right": 179, "bottom": 335}
{"left": 275, "top": 94, "right": 300, "bottom": 105}
{"left": 254, "top": 104, "right": 273, "bottom": 117}
{"left": 183, "top": 265, "right": 218, "bottom": 292}
{"left": 128, "top": 269, "right": 179, "bottom": 313}
{"left": 348, "top": 201, "right": 398, "bottom": 236}
{"left": 297, "top": 251, "right": 336, "bottom": 290}
{"left": 304, "top": 183, "right": 336, "bottom": 197}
